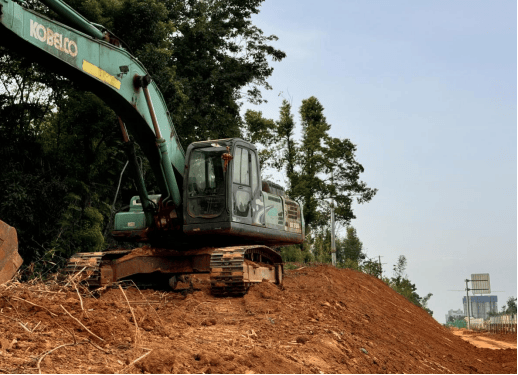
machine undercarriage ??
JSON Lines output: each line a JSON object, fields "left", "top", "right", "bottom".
{"left": 65, "top": 245, "right": 283, "bottom": 296}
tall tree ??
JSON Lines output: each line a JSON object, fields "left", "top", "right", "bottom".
{"left": 246, "top": 96, "right": 377, "bottom": 234}
{"left": 292, "top": 97, "right": 330, "bottom": 230}
{"left": 164, "top": 0, "right": 286, "bottom": 146}
{"left": 290, "top": 96, "right": 377, "bottom": 232}
{"left": 244, "top": 109, "right": 277, "bottom": 167}
{"left": 276, "top": 99, "right": 297, "bottom": 191}
{"left": 336, "top": 226, "right": 366, "bottom": 265}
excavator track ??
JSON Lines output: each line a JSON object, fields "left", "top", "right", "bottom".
{"left": 209, "top": 246, "right": 249, "bottom": 296}
{"left": 64, "top": 245, "right": 282, "bottom": 295}
{"left": 65, "top": 249, "right": 132, "bottom": 287}
{"left": 209, "top": 245, "right": 283, "bottom": 297}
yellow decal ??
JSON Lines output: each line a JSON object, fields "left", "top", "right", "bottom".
{"left": 82, "top": 60, "right": 121, "bottom": 90}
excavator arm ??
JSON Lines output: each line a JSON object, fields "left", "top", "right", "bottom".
{"left": 0, "top": 0, "right": 184, "bottom": 209}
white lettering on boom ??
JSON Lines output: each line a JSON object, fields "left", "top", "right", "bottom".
{"left": 29, "top": 19, "right": 78, "bottom": 57}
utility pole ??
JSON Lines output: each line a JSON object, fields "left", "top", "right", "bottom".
{"left": 330, "top": 202, "right": 336, "bottom": 266}
{"left": 330, "top": 171, "right": 336, "bottom": 267}
{"left": 465, "top": 279, "right": 471, "bottom": 330}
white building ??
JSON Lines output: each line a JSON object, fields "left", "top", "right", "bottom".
{"left": 445, "top": 308, "right": 464, "bottom": 323}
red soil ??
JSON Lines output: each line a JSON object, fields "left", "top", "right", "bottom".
{"left": 0, "top": 265, "right": 515, "bottom": 373}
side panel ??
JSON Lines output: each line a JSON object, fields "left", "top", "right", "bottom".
{"left": 263, "top": 192, "right": 284, "bottom": 231}
{"left": 283, "top": 197, "right": 303, "bottom": 234}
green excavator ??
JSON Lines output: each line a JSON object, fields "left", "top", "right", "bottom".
{"left": 0, "top": 0, "right": 304, "bottom": 295}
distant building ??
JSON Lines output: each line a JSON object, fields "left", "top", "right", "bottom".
{"left": 445, "top": 309, "right": 464, "bottom": 323}
{"left": 463, "top": 295, "right": 498, "bottom": 320}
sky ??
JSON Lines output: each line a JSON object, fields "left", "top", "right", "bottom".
{"left": 242, "top": 0, "right": 517, "bottom": 323}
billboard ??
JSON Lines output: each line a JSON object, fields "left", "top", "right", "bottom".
{"left": 471, "top": 273, "right": 491, "bottom": 294}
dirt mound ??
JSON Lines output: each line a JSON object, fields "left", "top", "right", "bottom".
{"left": 0, "top": 265, "right": 515, "bottom": 373}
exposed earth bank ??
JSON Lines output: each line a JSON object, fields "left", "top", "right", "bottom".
{"left": 0, "top": 265, "right": 515, "bottom": 373}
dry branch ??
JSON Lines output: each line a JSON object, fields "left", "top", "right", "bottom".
{"left": 36, "top": 339, "right": 108, "bottom": 374}
{"left": 129, "top": 280, "right": 165, "bottom": 328}
{"left": 118, "top": 285, "right": 139, "bottom": 348}
{"left": 119, "top": 349, "right": 152, "bottom": 373}
{"left": 60, "top": 305, "right": 104, "bottom": 342}
{"left": 62, "top": 266, "right": 86, "bottom": 289}
{"left": 73, "top": 282, "right": 85, "bottom": 313}
{"left": 18, "top": 322, "right": 31, "bottom": 333}
{"left": 11, "top": 296, "right": 58, "bottom": 317}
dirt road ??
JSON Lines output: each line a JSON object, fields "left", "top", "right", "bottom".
{"left": 0, "top": 265, "right": 515, "bottom": 373}
{"left": 452, "top": 329, "right": 517, "bottom": 350}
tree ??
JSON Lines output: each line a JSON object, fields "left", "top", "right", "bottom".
{"left": 247, "top": 97, "right": 376, "bottom": 265}
{"left": 504, "top": 297, "right": 517, "bottom": 315}
{"left": 280, "top": 244, "right": 314, "bottom": 264}
{"left": 291, "top": 97, "right": 330, "bottom": 230}
{"left": 163, "top": 0, "right": 286, "bottom": 146}
{"left": 420, "top": 293, "right": 433, "bottom": 316}
{"left": 276, "top": 96, "right": 377, "bottom": 233}
{"left": 276, "top": 99, "right": 297, "bottom": 190}
{"left": 393, "top": 255, "right": 407, "bottom": 280}
{"left": 336, "top": 226, "right": 366, "bottom": 265}
{"left": 244, "top": 109, "right": 277, "bottom": 167}
{"left": 387, "top": 255, "right": 433, "bottom": 316}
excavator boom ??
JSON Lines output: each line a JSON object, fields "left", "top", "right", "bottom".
{"left": 0, "top": 0, "right": 184, "bottom": 206}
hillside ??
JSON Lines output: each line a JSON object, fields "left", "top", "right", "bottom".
{"left": 0, "top": 265, "right": 515, "bottom": 373}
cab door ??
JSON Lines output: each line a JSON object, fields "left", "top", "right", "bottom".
{"left": 232, "top": 146, "right": 253, "bottom": 225}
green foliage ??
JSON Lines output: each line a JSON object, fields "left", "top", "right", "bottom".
{"left": 304, "top": 228, "right": 333, "bottom": 264}
{"left": 386, "top": 255, "right": 434, "bottom": 316}
{"left": 244, "top": 109, "right": 277, "bottom": 166}
{"left": 280, "top": 243, "right": 314, "bottom": 263}
{"left": 361, "top": 258, "right": 382, "bottom": 278}
{"left": 446, "top": 318, "right": 467, "bottom": 328}
{"left": 164, "top": 0, "right": 286, "bottom": 146}
{"left": 247, "top": 96, "right": 377, "bottom": 233}
{"left": 276, "top": 100, "right": 297, "bottom": 182}
{"left": 504, "top": 297, "right": 517, "bottom": 315}
{"left": 336, "top": 226, "right": 366, "bottom": 265}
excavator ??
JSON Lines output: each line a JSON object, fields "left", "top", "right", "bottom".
{"left": 0, "top": 0, "right": 304, "bottom": 295}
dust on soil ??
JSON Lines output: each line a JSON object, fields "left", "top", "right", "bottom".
{"left": 0, "top": 265, "right": 515, "bottom": 373}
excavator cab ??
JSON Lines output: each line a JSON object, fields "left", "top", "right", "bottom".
{"left": 183, "top": 138, "right": 304, "bottom": 246}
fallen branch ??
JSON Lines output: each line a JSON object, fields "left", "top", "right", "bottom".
{"left": 62, "top": 266, "right": 86, "bottom": 289}
{"left": 28, "top": 290, "right": 66, "bottom": 294}
{"left": 36, "top": 339, "right": 108, "bottom": 374}
{"left": 119, "top": 349, "right": 152, "bottom": 373}
{"left": 11, "top": 296, "right": 58, "bottom": 317}
{"left": 84, "top": 339, "right": 110, "bottom": 354}
{"left": 72, "top": 281, "right": 85, "bottom": 313}
{"left": 56, "top": 322, "right": 77, "bottom": 344}
{"left": 60, "top": 305, "right": 103, "bottom": 342}
{"left": 18, "top": 322, "right": 31, "bottom": 333}
{"left": 118, "top": 285, "right": 139, "bottom": 348}
{"left": 129, "top": 280, "right": 165, "bottom": 328}
{"left": 37, "top": 342, "right": 79, "bottom": 374}
{"left": 32, "top": 321, "right": 41, "bottom": 333}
